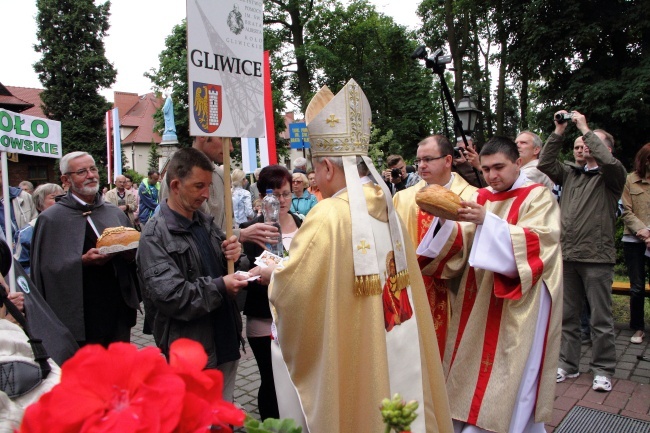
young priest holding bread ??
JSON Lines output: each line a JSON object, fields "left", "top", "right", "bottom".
{"left": 416, "top": 136, "right": 562, "bottom": 433}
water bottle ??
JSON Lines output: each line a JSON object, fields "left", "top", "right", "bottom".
{"left": 262, "top": 189, "right": 283, "bottom": 256}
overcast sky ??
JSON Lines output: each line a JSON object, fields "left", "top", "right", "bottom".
{"left": 0, "top": 0, "right": 423, "bottom": 102}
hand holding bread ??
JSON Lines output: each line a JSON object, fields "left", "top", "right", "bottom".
{"left": 416, "top": 185, "right": 486, "bottom": 224}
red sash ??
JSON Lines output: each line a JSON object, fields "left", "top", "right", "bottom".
{"left": 416, "top": 210, "right": 449, "bottom": 359}
{"left": 465, "top": 184, "right": 543, "bottom": 423}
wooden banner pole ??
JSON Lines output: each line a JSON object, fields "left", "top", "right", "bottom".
{"left": 222, "top": 137, "right": 235, "bottom": 274}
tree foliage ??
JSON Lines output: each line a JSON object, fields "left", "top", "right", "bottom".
{"left": 147, "top": 141, "right": 160, "bottom": 172}
{"left": 264, "top": 0, "right": 326, "bottom": 112}
{"left": 415, "top": 0, "right": 650, "bottom": 163}
{"left": 305, "top": 1, "right": 438, "bottom": 159}
{"left": 34, "top": 0, "right": 116, "bottom": 183}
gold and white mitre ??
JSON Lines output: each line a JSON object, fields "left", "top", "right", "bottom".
{"left": 306, "top": 79, "right": 409, "bottom": 296}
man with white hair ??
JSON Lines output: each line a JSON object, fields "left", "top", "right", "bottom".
{"left": 292, "top": 156, "right": 307, "bottom": 174}
{"left": 31, "top": 151, "right": 140, "bottom": 347}
{"left": 18, "top": 180, "right": 34, "bottom": 195}
{"left": 104, "top": 174, "right": 138, "bottom": 227}
{"left": 515, "top": 131, "right": 554, "bottom": 190}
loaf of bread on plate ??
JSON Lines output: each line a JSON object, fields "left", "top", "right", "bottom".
{"left": 96, "top": 226, "right": 140, "bottom": 249}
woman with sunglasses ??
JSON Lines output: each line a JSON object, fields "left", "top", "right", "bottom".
{"left": 290, "top": 172, "right": 318, "bottom": 217}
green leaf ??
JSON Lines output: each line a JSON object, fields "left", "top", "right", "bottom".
{"left": 244, "top": 415, "right": 303, "bottom": 433}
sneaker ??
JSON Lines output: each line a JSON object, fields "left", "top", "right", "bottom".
{"left": 557, "top": 368, "right": 579, "bottom": 383}
{"left": 592, "top": 375, "right": 612, "bottom": 392}
{"left": 631, "top": 331, "right": 645, "bottom": 344}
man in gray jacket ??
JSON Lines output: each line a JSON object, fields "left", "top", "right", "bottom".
{"left": 159, "top": 136, "right": 278, "bottom": 248}
{"left": 137, "top": 147, "right": 248, "bottom": 402}
{"left": 538, "top": 111, "right": 626, "bottom": 392}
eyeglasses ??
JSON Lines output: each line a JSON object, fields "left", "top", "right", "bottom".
{"left": 272, "top": 192, "right": 292, "bottom": 199}
{"left": 291, "top": 180, "right": 303, "bottom": 184}
{"left": 414, "top": 156, "right": 445, "bottom": 165}
{"left": 65, "top": 166, "right": 99, "bottom": 177}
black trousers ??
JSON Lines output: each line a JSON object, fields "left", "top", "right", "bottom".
{"left": 624, "top": 242, "right": 648, "bottom": 331}
{"left": 248, "top": 335, "right": 280, "bottom": 420}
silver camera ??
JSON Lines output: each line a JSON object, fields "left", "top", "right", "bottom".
{"left": 554, "top": 111, "right": 574, "bottom": 124}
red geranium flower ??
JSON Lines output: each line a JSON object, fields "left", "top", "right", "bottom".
{"left": 20, "top": 343, "right": 185, "bottom": 433}
{"left": 169, "top": 339, "right": 246, "bottom": 433}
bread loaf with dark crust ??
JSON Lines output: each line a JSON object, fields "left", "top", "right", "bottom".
{"left": 96, "top": 226, "right": 140, "bottom": 249}
{"left": 415, "top": 184, "right": 462, "bottom": 221}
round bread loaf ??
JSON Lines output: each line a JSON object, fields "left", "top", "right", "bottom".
{"left": 415, "top": 184, "right": 462, "bottom": 221}
{"left": 96, "top": 226, "right": 140, "bottom": 249}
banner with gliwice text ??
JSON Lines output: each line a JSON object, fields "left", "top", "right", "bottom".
{"left": 187, "top": 0, "right": 265, "bottom": 138}
{"left": 0, "top": 108, "right": 62, "bottom": 159}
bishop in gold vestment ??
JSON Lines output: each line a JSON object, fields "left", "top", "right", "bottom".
{"left": 418, "top": 139, "right": 562, "bottom": 433}
{"left": 270, "top": 186, "right": 452, "bottom": 433}
{"left": 261, "top": 79, "right": 453, "bottom": 433}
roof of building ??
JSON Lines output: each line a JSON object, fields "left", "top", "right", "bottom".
{"left": 1, "top": 85, "right": 45, "bottom": 117}
{"left": 113, "top": 91, "right": 163, "bottom": 145}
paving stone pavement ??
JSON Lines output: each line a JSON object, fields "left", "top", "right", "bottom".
{"left": 131, "top": 309, "right": 649, "bottom": 432}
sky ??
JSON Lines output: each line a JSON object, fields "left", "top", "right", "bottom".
{"left": 0, "top": 0, "right": 423, "bottom": 102}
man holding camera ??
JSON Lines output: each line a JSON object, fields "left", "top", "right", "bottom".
{"left": 453, "top": 136, "right": 485, "bottom": 188}
{"left": 382, "top": 154, "right": 421, "bottom": 195}
{"left": 538, "top": 110, "right": 626, "bottom": 392}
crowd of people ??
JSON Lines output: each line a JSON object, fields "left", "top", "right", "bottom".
{"left": 1, "top": 79, "right": 648, "bottom": 433}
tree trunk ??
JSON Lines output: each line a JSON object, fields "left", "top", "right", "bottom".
{"left": 289, "top": 9, "right": 311, "bottom": 113}
{"left": 520, "top": 68, "right": 529, "bottom": 129}
{"left": 444, "top": 0, "right": 469, "bottom": 101}
{"left": 495, "top": 37, "right": 506, "bottom": 136}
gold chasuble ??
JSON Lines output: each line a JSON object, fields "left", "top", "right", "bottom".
{"left": 270, "top": 186, "right": 452, "bottom": 433}
{"left": 393, "top": 175, "right": 477, "bottom": 358}
{"left": 420, "top": 182, "right": 562, "bottom": 433}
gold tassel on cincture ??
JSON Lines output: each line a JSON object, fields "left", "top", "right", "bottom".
{"left": 396, "top": 270, "right": 410, "bottom": 291}
{"left": 355, "top": 274, "right": 382, "bottom": 296}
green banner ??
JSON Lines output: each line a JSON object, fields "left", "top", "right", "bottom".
{"left": 0, "top": 108, "right": 62, "bottom": 159}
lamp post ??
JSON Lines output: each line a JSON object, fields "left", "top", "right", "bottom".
{"left": 456, "top": 95, "right": 481, "bottom": 136}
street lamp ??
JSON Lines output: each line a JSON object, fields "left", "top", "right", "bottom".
{"left": 456, "top": 95, "right": 481, "bottom": 135}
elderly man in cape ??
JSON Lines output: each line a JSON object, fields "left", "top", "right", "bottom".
{"left": 31, "top": 151, "right": 139, "bottom": 347}
{"left": 393, "top": 134, "right": 477, "bottom": 358}
{"left": 252, "top": 79, "right": 452, "bottom": 433}
{"left": 417, "top": 137, "right": 562, "bottom": 433}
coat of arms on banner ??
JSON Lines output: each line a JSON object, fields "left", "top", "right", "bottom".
{"left": 193, "top": 82, "right": 223, "bottom": 133}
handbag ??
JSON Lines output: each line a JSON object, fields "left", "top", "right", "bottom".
{"left": 13, "top": 261, "right": 79, "bottom": 366}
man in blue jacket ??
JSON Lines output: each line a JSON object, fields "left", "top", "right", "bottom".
{"left": 138, "top": 170, "right": 160, "bottom": 225}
